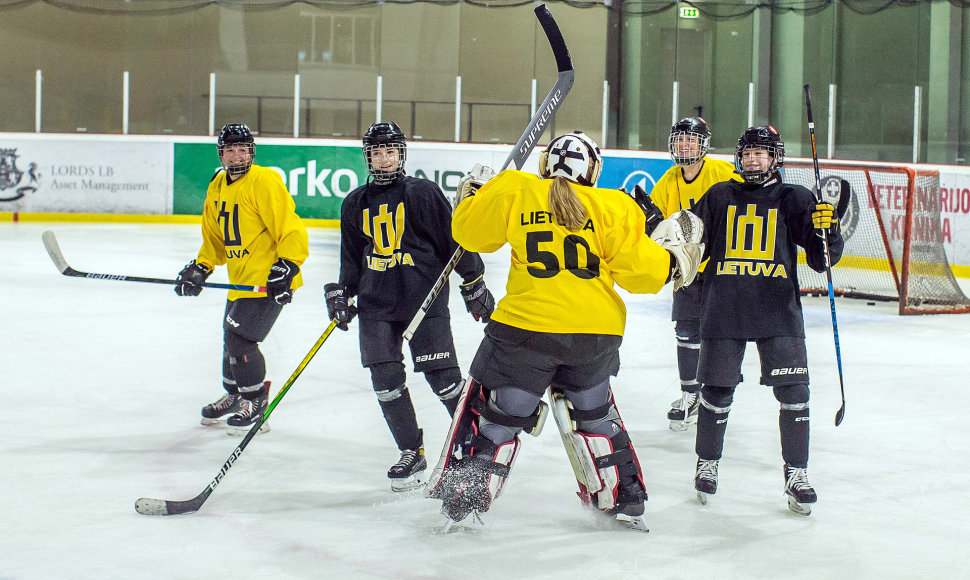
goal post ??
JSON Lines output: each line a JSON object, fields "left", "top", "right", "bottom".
{"left": 782, "top": 160, "right": 970, "bottom": 314}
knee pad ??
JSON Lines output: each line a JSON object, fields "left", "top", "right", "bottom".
{"left": 426, "top": 380, "right": 546, "bottom": 514}
{"left": 224, "top": 332, "right": 265, "bottom": 393}
{"left": 424, "top": 367, "right": 463, "bottom": 404}
{"left": 369, "top": 362, "right": 408, "bottom": 402}
{"left": 774, "top": 384, "right": 810, "bottom": 410}
{"left": 700, "top": 384, "right": 735, "bottom": 413}
{"left": 674, "top": 319, "right": 700, "bottom": 345}
{"left": 550, "top": 388, "right": 645, "bottom": 513}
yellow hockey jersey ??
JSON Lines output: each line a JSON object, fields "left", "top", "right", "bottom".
{"left": 197, "top": 164, "right": 309, "bottom": 301}
{"left": 650, "top": 158, "right": 741, "bottom": 218}
{"left": 452, "top": 169, "right": 671, "bottom": 336}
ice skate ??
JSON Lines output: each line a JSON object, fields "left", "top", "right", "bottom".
{"left": 226, "top": 382, "right": 271, "bottom": 436}
{"left": 695, "top": 458, "right": 718, "bottom": 504}
{"left": 200, "top": 392, "right": 243, "bottom": 426}
{"left": 667, "top": 391, "right": 699, "bottom": 431}
{"left": 612, "top": 501, "right": 649, "bottom": 533}
{"left": 784, "top": 464, "right": 817, "bottom": 516}
{"left": 388, "top": 447, "right": 427, "bottom": 492}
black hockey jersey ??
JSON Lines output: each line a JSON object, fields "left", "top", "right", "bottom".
{"left": 691, "top": 177, "right": 844, "bottom": 339}
{"left": 338, "top": 176, "right": 485, "bottom": 322}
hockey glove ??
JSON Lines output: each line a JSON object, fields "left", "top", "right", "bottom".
{"left": 174, "top": 260, "right": 211, "bottom": 297}
{"left": 324, "top": 283, "right": 358, "bottom": 331}
{"left": 650, "top": 210, "right": 705, "bottom": 291}
{"left": 812, "top": 202, "right": 839, "bottom": 232}
{"left": 460, "top": 274, "right": 495, "bottom": 322}
{"left": 625, "top": 184, "right": 665, "bottom": 235}
{"left": 266, "top": 258, "right": 300, "bottom": 305}
{"left": 454, "top": 164, "right": 497, "bottom": 207}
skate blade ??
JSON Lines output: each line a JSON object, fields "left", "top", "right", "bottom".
{"left": 226, "top": 422, "right": 270, "bottom": 436}
{"left": 438, "top": 511, "right": 484, "bottom": 534}
{"left": 668, "top": 418, "right": 696, "bottom": 432}
{"left": 787, "top": 495, "right": 813, "bottom": 516}
{"left": 390, "top": 471, "right": 427, "bottom": 493}
{"left": 696, "top": 490, "right": 710, "bottom": 505}
{"left": 200, "top": 417, "right": 226, "bottom": 426}
{"left": 615, "top": 513, "right": 649, "bottom": 533}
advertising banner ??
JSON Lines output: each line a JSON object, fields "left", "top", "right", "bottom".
{"left": 0, "top": 135, "right": 170, "bottom": 214}
{"left": 173, "top": 142, "right": 368, "bottom": 219}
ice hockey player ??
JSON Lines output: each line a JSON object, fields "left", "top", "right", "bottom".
{"left": 689, "top": 125, "right": 845, "bottom": 515}
{"left": 651, "top": 117, "right": 743, "bottom": 431}
{"left": 425, "top": 131, "right": 705, "bottom": 532}
{"left": 324, "top": 121, "right": 495, "bottom": 492}
{"left": 176, "top": 123, "right": 309, "bottom": 436}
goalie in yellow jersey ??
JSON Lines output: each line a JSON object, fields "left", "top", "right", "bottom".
{"left": 174, "top": 123, "right": 309, "bottom": 436}
{"left": 425, "top": 131, "right": 705, "bottom": 532}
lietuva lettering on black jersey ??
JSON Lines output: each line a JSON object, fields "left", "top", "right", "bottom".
{"left": 362, "top": 202, "right": 414, "bottom": 271}
{"left": 717, "top": 203, "right": 787, "bottom": 279}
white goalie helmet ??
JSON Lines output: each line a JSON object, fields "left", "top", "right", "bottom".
{"left": 539, "top": 131, "right": 603, "bottom": 187}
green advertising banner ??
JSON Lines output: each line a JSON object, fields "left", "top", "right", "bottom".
{"left": 173, "top": 143, "right": 368, "bottom": 219}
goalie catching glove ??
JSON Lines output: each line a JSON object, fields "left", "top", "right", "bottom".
{"left": 650, "top": 209, "right": 705, "bottom": 291}
{"left": 454, "top": 164, "right": 497, "bottom": 207}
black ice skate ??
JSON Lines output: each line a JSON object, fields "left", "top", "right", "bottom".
{"left": 226, "top": 382, "right": 271, "bottom": 436}
{"left": 667, "top": 391, "right": 699, "bottom": 431}
{"left": 784, "top": 464, "right": 817, "bottom": 516}
{"left": 200, "top": 392, "right": 244, "bottom": 426}
{"left": 388, "top": 448, "right": 427, "bottom": 492}
{"left": 611, "top": 500, "right": 649, "bottom": 533}
{"left": 695, "top": 458, "right": 719, "bottom": 504}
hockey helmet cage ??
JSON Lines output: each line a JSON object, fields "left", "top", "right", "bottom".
{"left": 668, "top": 117, "right": 711, "bottom": 166}
{"left": 363, "top": 121, "right": 407, "bottom": 184}
{"left": 217, "top": 123, "right": 255, "bottom": 178}
{"left": 538, "top": 131, "right": 603, "bottom": 187}
{"left": 735, "top": 125, "right": 785, "bottom": 185}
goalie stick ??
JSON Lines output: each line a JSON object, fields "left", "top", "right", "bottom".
{"left": 135, "top": 314, "right": 345, "bottom": 516}
{"left": 402, "top": 3, "right": 573, "bottom": 341}
{"left": 803, "top": 84, "right": 847, "bottom": 427}
{"left": 42, "top": 230, "right": 266, "bottom": 293}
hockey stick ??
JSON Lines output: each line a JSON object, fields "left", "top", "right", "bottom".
{"left": 402, "top": 3, "right": 573, "bottom": 341}
{"left": 42, "top": 230, "right": 266, "bottom": 292}
{"left": 135, "top": 315, "right": 345, "bottom": 516}
{"left": 803, "top": 84, "right": 847, "bottom": 427}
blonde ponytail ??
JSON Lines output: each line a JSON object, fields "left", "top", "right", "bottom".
{"left": 548, "top": 176, "right": 588, "bottom": 231}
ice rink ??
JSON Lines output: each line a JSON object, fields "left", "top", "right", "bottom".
{"left": 2, "top": 221, "right": 968, "bottom": 579}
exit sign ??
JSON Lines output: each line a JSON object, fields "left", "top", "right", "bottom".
{"left": 679, "top": 6, "right": 699, "bottom": 19}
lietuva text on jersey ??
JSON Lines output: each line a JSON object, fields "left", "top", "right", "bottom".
{"left": 197, "top": 165, "right": 308, "bottom": 301}
{"left": 338, "top": 176, "right": 484, "bottom": 321}
{"left": 691, "top": 179, "right": 844, "bottom": 339}
{"left": 451, "top": 169, "right": 671, "bottom": 336}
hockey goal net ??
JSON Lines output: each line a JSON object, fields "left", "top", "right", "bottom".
{"left": 782, "top": 161, "right": 970, "bottom": 314}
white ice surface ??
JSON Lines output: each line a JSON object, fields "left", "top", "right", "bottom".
{"left": 2, "top": 222, "right": 969, "bottom": 579}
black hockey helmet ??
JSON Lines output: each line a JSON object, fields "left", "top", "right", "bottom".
{"left": 362, "top": 121, "right": 407, "bottom": 184}
{"left": 668, "top": 117, "right": 711, "bottom": 166}
{"left": 217, "top": 123, "right": 255, "bottom": 178}
{"left": 735, "top": 125, "right": 784, "bottom": 184}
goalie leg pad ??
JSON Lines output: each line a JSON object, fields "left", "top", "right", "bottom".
{"left": 550, "top": 387, "right": 646, "bottom": 514}
{"left": 426, "top": 379, "right": 543, "bottom": 522}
